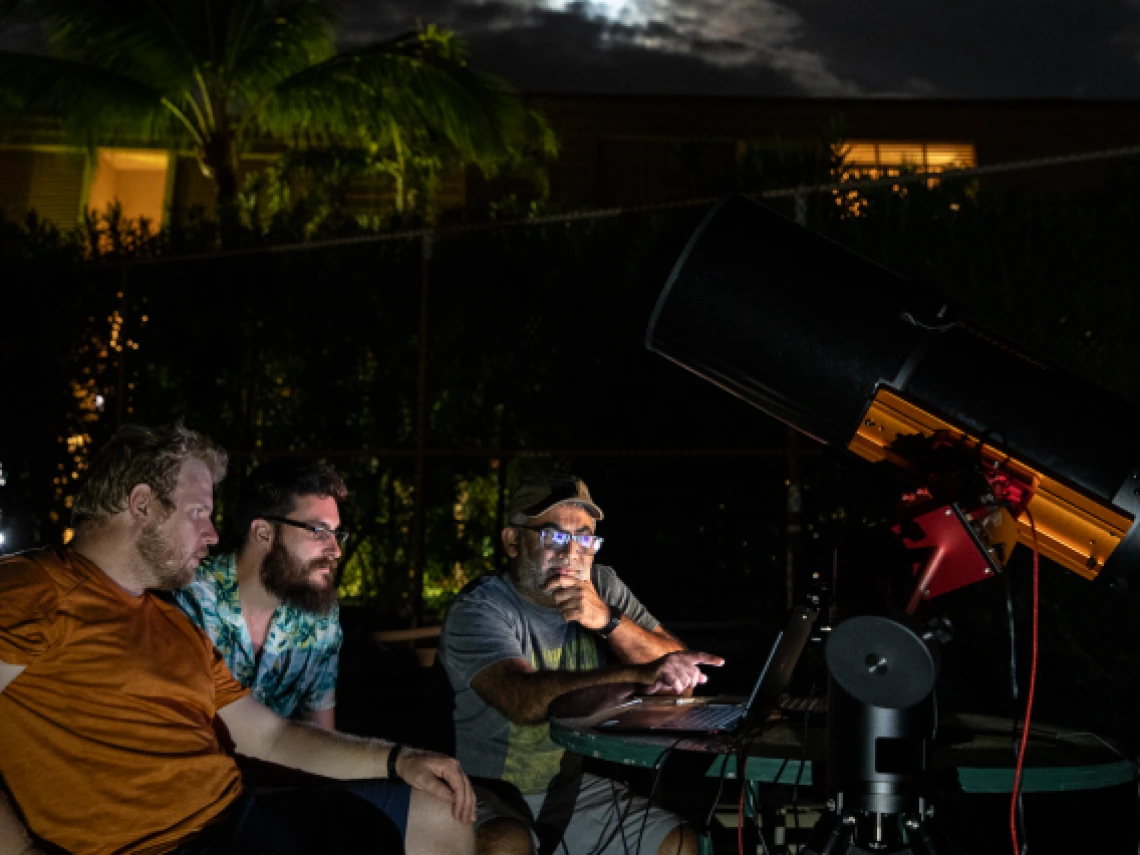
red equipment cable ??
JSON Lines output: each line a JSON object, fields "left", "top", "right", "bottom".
{"left": 738, "top": 781, "right": 746, "bottom": 855}
{"left": 1009, "top": 513, "right": 1040, "bottom": 855}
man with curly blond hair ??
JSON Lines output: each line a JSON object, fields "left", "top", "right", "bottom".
{"left": 0, "top": 423, "right": 475, "bottom": 855}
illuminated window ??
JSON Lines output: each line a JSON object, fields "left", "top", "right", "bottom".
{"left": 839, "top": 141, "right": 975, "bottom": 178}
{"left": 87, "top": 149, "right": 171, "bottom": 226}
{"left": 834, "top": 141, "right": 976, "bottom": 216}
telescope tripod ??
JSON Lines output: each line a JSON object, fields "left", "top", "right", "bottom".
{"left": 803, "top": 795, "right": 954, "bottom": 855}
{"left": 801, "top": 613, "right": 958, "bottom": 855}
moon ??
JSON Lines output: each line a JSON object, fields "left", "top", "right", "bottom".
{"left": 546, "top": 0, "right": 648, "bottom": 26}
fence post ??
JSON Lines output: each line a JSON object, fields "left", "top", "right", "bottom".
{"left": 409, "top": 232, "right": 432, "bottom": 626}
{"left": 494, "top": 454, "right": 510, "bottom": 571}
{"left": 784, "top": 189, "right": 808, "bottom": 609}
{"left": 793, "top": 185, "right": 808, "bottom": 228}
{"left": 785, "top": 429, "right": 802, "bottom": 610}
{"left": 115, "top": 267, "right": 129, "bottom": 429}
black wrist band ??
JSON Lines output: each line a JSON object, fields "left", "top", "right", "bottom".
{"left": 597, "top": 605, "right": 623, "bottom": 639}
{"left": 387, "top": 743, "right": 405, "bottom": 783}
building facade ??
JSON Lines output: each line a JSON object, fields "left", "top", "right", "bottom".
{"left": 3, "top": 97, "right": 1140, "bottom": 228}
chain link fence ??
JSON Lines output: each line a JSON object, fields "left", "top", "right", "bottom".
{"left": 7, "top": 149, "right": 1140, "bottom": 750}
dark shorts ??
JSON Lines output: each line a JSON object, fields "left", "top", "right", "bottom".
{"left": 177, "top": 779, "right": 412, "bottom": 854}
{"left": 474, "top": 773, "right": 681, "bottom": 855}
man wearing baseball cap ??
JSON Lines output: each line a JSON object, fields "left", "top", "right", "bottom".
{"left": 438, "top": 474, "right": 723, "bottom": 855}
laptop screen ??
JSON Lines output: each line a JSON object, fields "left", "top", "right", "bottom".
{"left": 741, "top": 631, "right": 785, "bottom": 714}
{"left": 741, "top": 608, "right": 817, "bottom": 715}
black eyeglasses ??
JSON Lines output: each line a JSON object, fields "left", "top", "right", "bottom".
{"left": 265, "top": 516, "right": 350, "bottom": 546}
{"left": 518, "top": 524, "right": 603, "bottom": 554}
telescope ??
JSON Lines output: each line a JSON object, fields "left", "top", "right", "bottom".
{"left": 646, "top": 194, "right": 1140, "bottom": 853}
{"left": 647, "top": 194, "right": 1140, "bottom": 600}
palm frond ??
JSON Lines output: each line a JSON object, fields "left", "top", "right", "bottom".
{"left": 2, "top": 5, "right": 556, "bottom": 209}
{"left": 224, "top": 0, "right": 335, "bottom": 96}
{"left": 0, "top": 50, "right": 196, "bottom": 146}
{"left": 252, "top": 30, "right": 421, "bottom": 137}
{"left": 33, "top": 0, "right": 200, "bottom": 96}
{"left": 256, "top": 28, "right": 546, "bottom": 171}
{"left": 30, "top": 1, "right": 334, "bottom": 100}
{"left": 525, "top": 107, "right": 560, "bottom": 161}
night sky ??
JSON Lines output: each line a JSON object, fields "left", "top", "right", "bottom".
{"left": 335, "top": 0, "right": 1140, "bottom": 98}
{"left": 5, "top": 0, "right": 1140, "bottom": 98}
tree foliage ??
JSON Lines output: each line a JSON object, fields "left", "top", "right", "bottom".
{"left": 0, "top": 1, "right": 556, "bottom": 210}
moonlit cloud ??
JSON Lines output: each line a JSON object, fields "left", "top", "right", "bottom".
{"left": 446, "top": 0, "right": 861, "bottom": 94}
{"left": 334, "top": 0, "right": 861, "bottom": 95}
{"left": 6, "top": 0, "right": 1140, "bottom": 98}
{"left": 332, "top": 0, "right": 1140, "bottom": 97}
{"left": 589, "top": 0, "right": 860, "bottom": 94}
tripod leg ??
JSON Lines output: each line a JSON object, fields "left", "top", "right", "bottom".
{"left": 906, "top": 817, "right": 957, "bottom": 855}
{"left": 801, "top": 813, "right": 855, "bottom": 855}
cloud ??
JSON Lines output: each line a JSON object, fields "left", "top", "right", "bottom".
{"left": 608, "top": 0, "right": 861, "bottom": 94}
{"left": 8, "top": 0, "right": 1140, "bottom": 98}
{"left": 331, "top": 0, "right": 1140, "bottom": 98}
{"left": 334, "top": 0, "right": 861, "bottom": 95}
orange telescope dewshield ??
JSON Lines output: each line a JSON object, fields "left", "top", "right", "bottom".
{"left": 646, "top": 195, "right": 1140, "bottom": 588}
{"left": 852, "top": 387, "right": 1132, "bottom": 581}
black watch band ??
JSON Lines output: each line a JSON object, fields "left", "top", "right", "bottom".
{"left": 387, "top": 743, "right": 405, "bottom": 784}
{"left": 597, "top": 605, "right": 623, "bottom": 638}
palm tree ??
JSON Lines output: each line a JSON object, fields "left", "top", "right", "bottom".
{"left": 0, "top": 1, "right": 555, "bottom": 211}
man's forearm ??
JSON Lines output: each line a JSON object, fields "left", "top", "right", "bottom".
{"left": 307, "top": 706, "right": 336, "bottom": 730}
{"left": 260, "top": 721, "right": 394, "bottom": 780}
{"left": 222, "top": 697, "right": 473, "bottom": 820}
{"left": 223, "top": 696, "right": 393, "bottom": 779}
{"left": 502, "top": 663, "right": 648, "bottom": 725}
{"left": 606, "top": 621, "right": 685, "bottom": 664}
{"left": 0, "top": 789, "right": 38, "bottom": 854}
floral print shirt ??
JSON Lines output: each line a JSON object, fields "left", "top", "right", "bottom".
{"left": 174, "top": 553, "right": 342, "bottom": 719}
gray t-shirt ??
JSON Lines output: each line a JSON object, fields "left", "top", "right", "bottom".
{"left": 438, "top": 564, "right": 659, "bottom": 795}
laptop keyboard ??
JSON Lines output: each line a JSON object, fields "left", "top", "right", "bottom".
{"left": 658, "top": 704, "right": 745, "bottom": 731}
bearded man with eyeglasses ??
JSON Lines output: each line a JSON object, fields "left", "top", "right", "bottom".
{"left": 174, "top": 459, "right": 350, "bottom": 730}
{"left": 438, "top": 475, "right": 723, "bottom": 855}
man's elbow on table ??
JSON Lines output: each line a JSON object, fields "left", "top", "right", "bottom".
{"left": 505, "top": 703, "right": 550, "bottom": 728}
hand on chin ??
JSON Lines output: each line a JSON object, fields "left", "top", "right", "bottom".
{"left": 546, "top": 565, "right": 583, "bottom": 582}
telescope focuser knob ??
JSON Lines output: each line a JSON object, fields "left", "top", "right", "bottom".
{"left": 922, "top": 616, "right": 954, "bottom": 645}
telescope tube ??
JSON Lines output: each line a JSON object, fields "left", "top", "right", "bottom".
{"left": 646, "top": 195, "right": 1140, "bottom": 586}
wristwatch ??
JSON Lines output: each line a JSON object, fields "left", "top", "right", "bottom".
{"left": 387, "top": 743, "right": 405, "bottom": 784}
{"left": 596, "top": 605, "right": 623, "bottom": 638}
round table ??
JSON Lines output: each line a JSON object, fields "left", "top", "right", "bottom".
{"left": 548, "top": 687, "right": 1135, "bottom": 794}
{"left": 551, "top": 710, "right": 817, "bottom": 785}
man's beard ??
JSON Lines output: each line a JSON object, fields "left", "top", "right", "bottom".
{"left": 261, "top": 538, "right": 339, "bottom": 615}
{"left": 512, "top": 545, "right": 587, "bottom": 607}
{"left": 137, "top": 520, "right": 194, "bottom": 590}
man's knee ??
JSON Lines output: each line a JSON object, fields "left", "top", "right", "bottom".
{"left": 406, "top": 788, "right": 476, "bottom": 855}
{"left": 476, "top": 817, "right": 533, "bottom": 855}
{"left": 655, "top": 822, "right": 700, "bottom": 855}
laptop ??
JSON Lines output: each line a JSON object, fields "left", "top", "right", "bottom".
{"left": 594, "top": 607, "right": 817, "bottom": 734}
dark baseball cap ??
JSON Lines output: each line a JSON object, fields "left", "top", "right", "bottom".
{"left": 508, "top": 474, "right": 604, "bottom": 521}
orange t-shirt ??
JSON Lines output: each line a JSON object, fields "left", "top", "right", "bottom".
{"left": 0, "top": 547, "right": 250, "bottom": 854}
